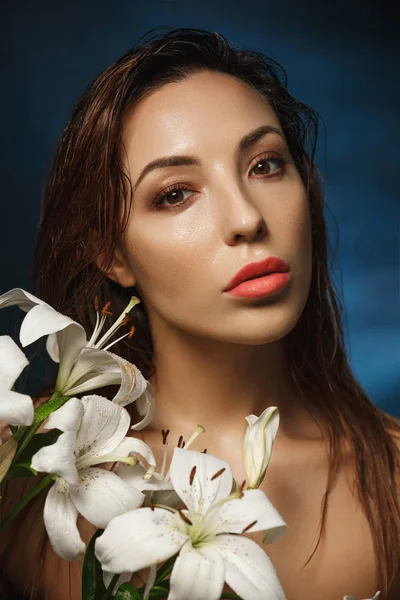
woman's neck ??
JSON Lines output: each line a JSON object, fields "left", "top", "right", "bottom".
{"left": 147, "top": 320, "right": 324, "bottom": 444}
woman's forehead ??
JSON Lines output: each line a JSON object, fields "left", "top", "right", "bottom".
{"left": 121, "top": 71, "right": 281, "bottom": 166}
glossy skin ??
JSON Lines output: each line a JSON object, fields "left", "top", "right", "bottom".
{"left": 108, "top": 70, "right": 315, "bottom": 439}
{"left": 116, "top": 70, "right": 312, "bottom": 348}
{"left": 1, "top": 71, "right": 398, "bottom": 599}
{"left": 100, "top": 70, "right": 383, "bottom": 597}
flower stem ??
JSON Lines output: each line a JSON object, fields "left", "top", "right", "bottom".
{"left": 11, "top": 392, "right": 69, "bottom": 466}
{"left": 154, "top": 554, "right": 177, "bottom": 584}
{"left": 101, "top": 573, "right": 120, "bottom": 600}
{"left": 0, "top": 473, "right": 53, "bottom": 530}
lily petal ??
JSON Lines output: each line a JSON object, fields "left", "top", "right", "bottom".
{"left": 116, "top": 462, "right": 173, "bottom": 492}
{"left": 63, "top": 347, "right": 120, "bottom": 396}
{"left": 131, "top": 386, "right": 156, "bottom": 430}
{"left": 70, "top": 467, "right": 145, "bottom": 528}
{"left": 206, "top": 489, "right": 287, "bottom": 543}
{"left": 74, "top": 395, "right": 129, "bottom": 467}
{"left": 19, "top": 303, "right": 85, "bottom": 351}
{"left": 0, "top": 388, "right": 34, "bottom": 426}
{"left": 95, "top": 507, "right": 188, "bottom": 574}
{"left": 143, "top": 564, "right": 157, "bottom": 600}
{"left": 0, "top": 287, "right": 48, "bottom": 313}
{"left": 46, "top": 333, "right": 60, "bottom": 363}
{"left": 107, "top": 352, "right": 140, "bottom": 407}
{"left": 169, "top": 542, "right": 225, "bottom": 600}
{"left": 112, "top": 437, "right": 156, "bottom": 469}
{"left": 66, "top": 373, "right": 121, "bottom": 397}
{"left": 116, "top": 462, "right": 179, "bottom": 508}
{"left": 43, "top": 478, "right": 86, "bottom": 560}
{"left": 31, "top": 431, "right": 79, "bottom": 485}
{"left": 53, "top": 321, "right": 88, "bottom": 393}
{"left": 0, "top": 335, "right": 29, "bottom": 389}
{"left": 244, "top": 406, "right": 279, "bottom": 489}
{"left": 17, "top": 301, "right": 87, "bottom": 395}
{"left": 44, "top": 397, "right": 84, "bottom": 432}
{"left": 169, "top": 448, "right": 232, "bottom": 515}
{"left": 102, "top": 571, "right": 133, "bottom": 595}
{"left": 212, "top": 534, "right": 287, "bottom": 600}
{"left": 109, "top": 353, "right": 155, "bottom": 417}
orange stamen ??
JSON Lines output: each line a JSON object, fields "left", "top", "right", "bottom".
{"left": 239, "top": 480, "right": 246, "bottom": 495}
{"left": 189, "top": 466, "right": 196, "bottom": 486}
{"left": 101, "top": 301, "right": 113, "bottom": 316}
{"left": 178, "top": 510, "right": 193, "bottom": 526}
{"left": 242, "top": 519, "right": 257, "bottom": 534}
{"left": 211, "top": 467, "right": 226, "bottom": 481}
{"left": 161, "top": 429, "right": 170, "bottom": 445}
{"left": 120, "top": 314, "right": 132, "bottom": 327}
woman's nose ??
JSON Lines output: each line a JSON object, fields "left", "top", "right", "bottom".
{"left": 218, "top": 182, "right": 268, "bottom": 245}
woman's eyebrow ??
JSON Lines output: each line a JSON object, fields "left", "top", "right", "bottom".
{"left": 132, "top": 124, "right": 284, "bottom": 192}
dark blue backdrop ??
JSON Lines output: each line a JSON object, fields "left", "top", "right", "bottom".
{"left": 1, "top": 1, "right": 399, "bottom": 413}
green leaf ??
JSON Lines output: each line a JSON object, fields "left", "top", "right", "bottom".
{"left": 115, "top": 583, "right": 144, "bottom": 599}
{"left": 137, "top": 556, "right": 175, "bottom": 598}
{"left": 154, "top": 554, "right": 176, "bottom": 584}
{"left": 0, "top": 473, "right": 53, "bottom": 530}
{"left": 10, "top": 394, "right": 68, "bottom": 468}
{"left": 13, "top": 429, "right": 62, "bottom": 468}
{"left": 149, "top": 586, "right": 169, "bottom": 599}
{"left": 82, "top": 529, "right": 106, "bottom": 600}
{"left": 101, "top": 574, "right": 121, "bottom": 600}
{"left": 7, "top": 461, "right": 38, "bottom": 478}
{"left": 33, "top": 395, "right": 70, "bottom": 424}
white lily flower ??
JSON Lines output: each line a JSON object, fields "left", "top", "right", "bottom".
{"left": 0, "top": 288, "right": 155, "bottom": 428}
{"left": 243, "top": 406, "right": 279, "bottom": 489}
{"left": 30, "top": 394, "right": 156, "bottom": 560}
{"left": 95, "top": 447, "right": 287, "bottom": 600}
{"left": 0, "top": 335, "right": 34, "bottom": 426}
{"left": 116, "top": 425, "right": 206, "bottom": 509}
{"left": 343, "top": 593, "right": 381, "bottom": 600}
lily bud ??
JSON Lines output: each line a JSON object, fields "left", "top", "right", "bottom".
{"left": 243, "top": 406, "right": 279, "bottom": 489}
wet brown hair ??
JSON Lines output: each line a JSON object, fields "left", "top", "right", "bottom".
{"left": 7, "top": 26, "right": 400, "bottom": 595}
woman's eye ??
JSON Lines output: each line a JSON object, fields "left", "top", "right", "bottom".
{"left": 151, "top": 154, "right": 288, "bottom": 211}
{"left": 152, "top": 187, "right": 193, "bottom": 210}
{"left": 249, "top": 155, "right": 287, "bottom": 177}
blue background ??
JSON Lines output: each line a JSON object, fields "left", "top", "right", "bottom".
{"left": 1, "top": 1, "right": 399, "bottom": 413}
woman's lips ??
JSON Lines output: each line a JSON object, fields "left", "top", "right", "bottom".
{"left": 224, "top": 256, "right": 290, "bottom": 292}
{"left": 225, "top": 272, "right": 291, "bottom": 298}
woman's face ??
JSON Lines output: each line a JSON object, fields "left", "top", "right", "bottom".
{"left": 116, "top": 70, "right": 312, "bottom": 345}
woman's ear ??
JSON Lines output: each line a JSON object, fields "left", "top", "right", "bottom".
{"left": 96, "top": 249, "right": 136, "bottom": 288}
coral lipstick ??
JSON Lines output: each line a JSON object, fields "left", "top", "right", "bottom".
{"left": 224, "top": 256, "right": 290, "bottom": 299}
{"left": 226, "top": 272, "right": 291, "bottom": 298}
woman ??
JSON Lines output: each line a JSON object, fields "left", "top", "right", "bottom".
{"left": 1, "top": 26, "right": 399, "bottom": 600}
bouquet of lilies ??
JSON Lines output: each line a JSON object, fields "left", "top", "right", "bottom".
{"left": 0, "top": 288, "right": 381, "bottom": 600}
